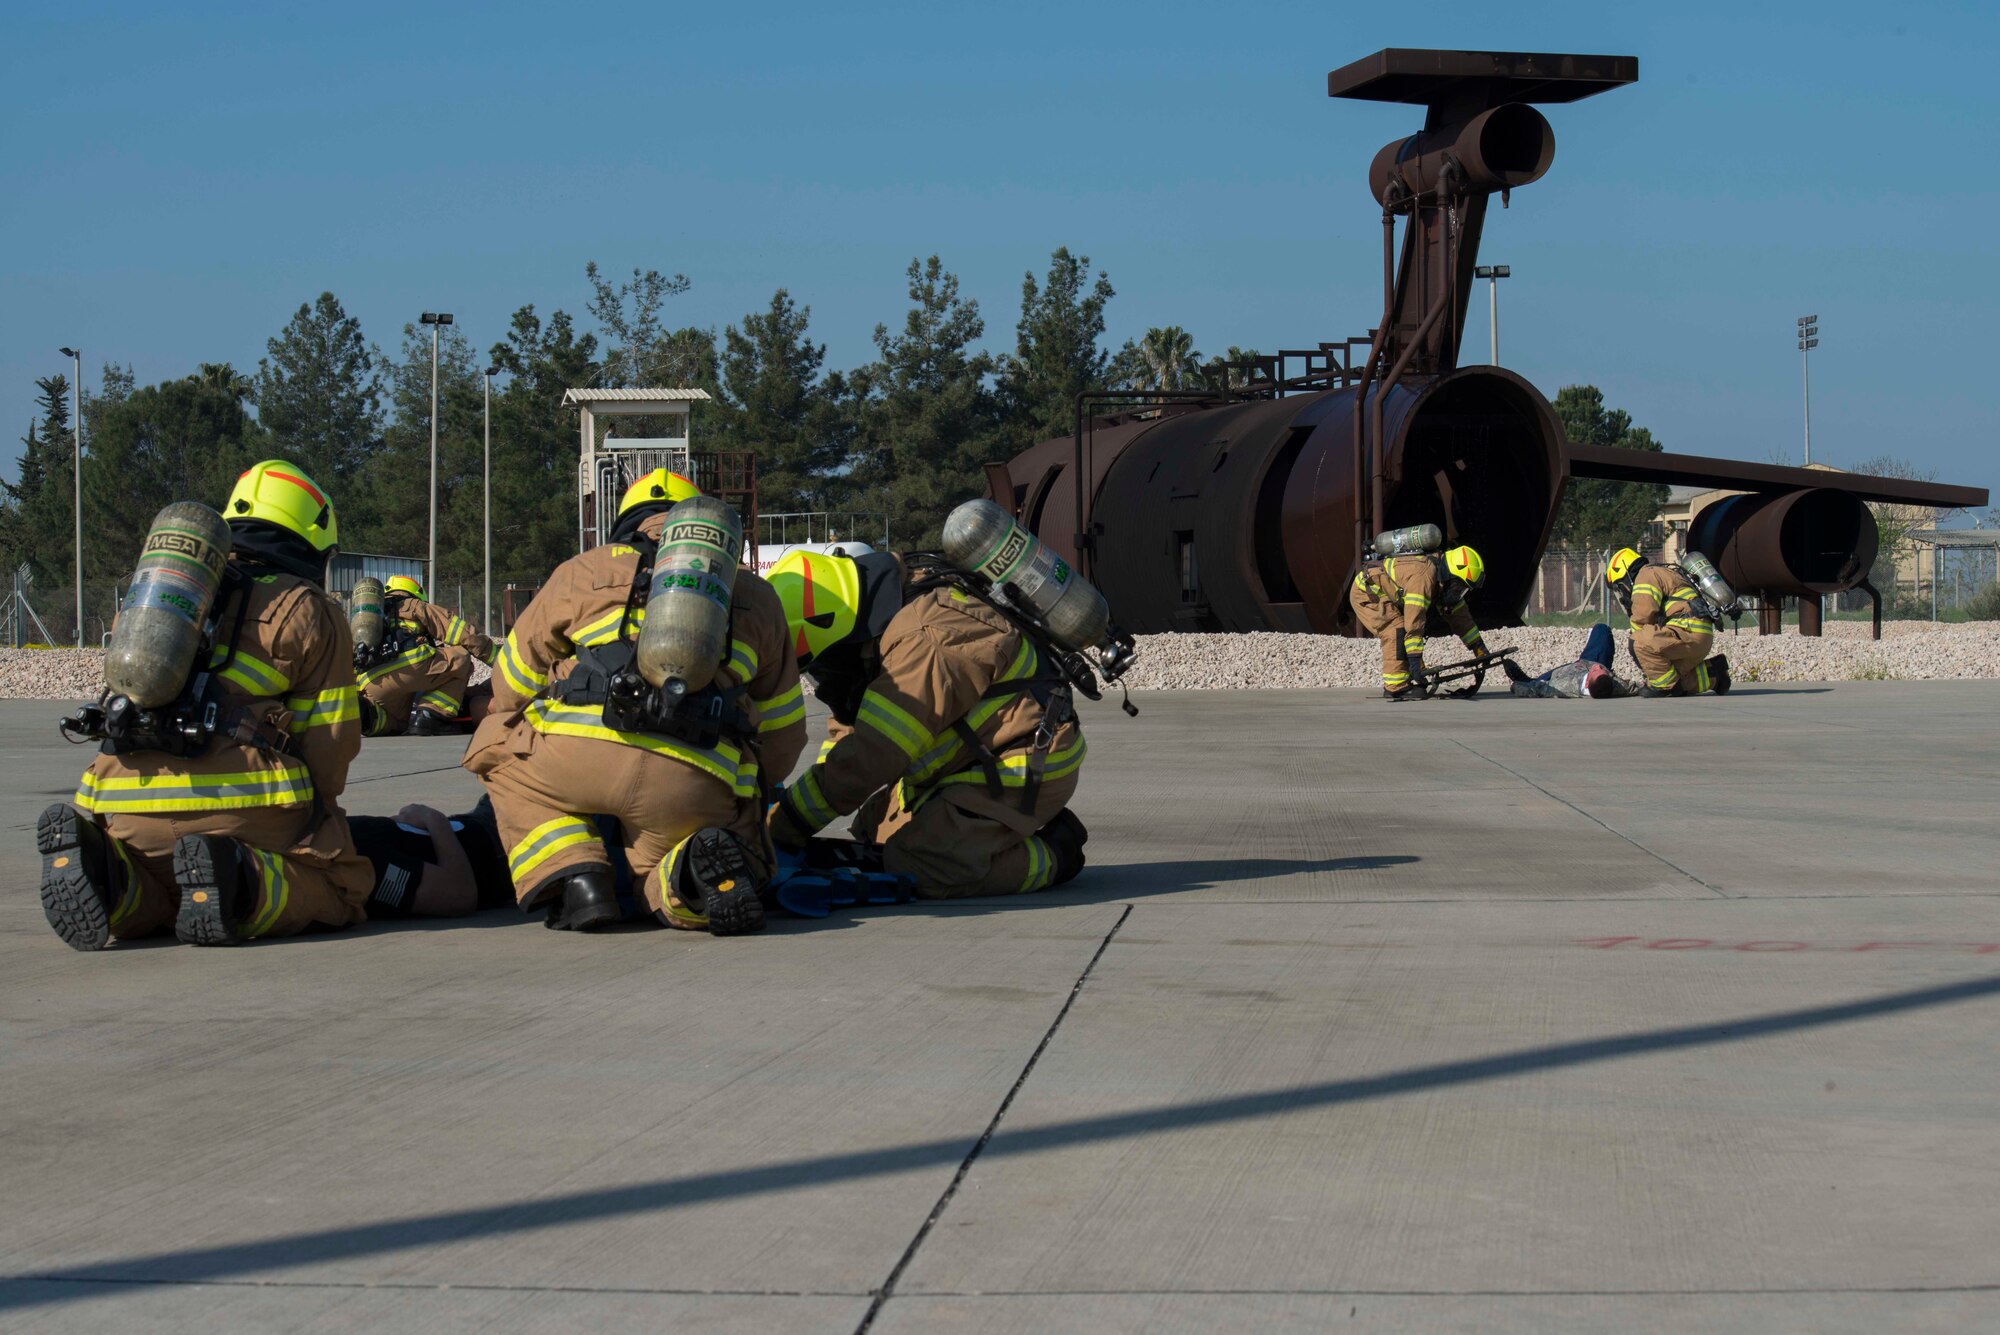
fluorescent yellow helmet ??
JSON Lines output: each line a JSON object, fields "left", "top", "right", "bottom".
{"left": 619, "top": 468, "right": 701, "bottom": 517}
{"left": 768, "top": 549, "right": 861, "bottom": 667}
{"left": 1606, "top": 547, "right": 1645, "bottom": 584}
{"left": 225, "top": 460, "right": 337, "bottom": 552}
{"left": 385, "top": 575, "right": 424, "bottom": 600}
{"left": 1443, "top": 544, "right": 1485, "bottom": 588}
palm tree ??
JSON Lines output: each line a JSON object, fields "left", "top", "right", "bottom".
{"left": 1132, "top": 326, "right": 1202, "bottom": 391}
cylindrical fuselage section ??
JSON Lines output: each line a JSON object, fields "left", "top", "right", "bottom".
{"left": 1687, "top": 488, "right": 1879, "bottom": 596}
{"left": 636, "top": 496, "right": 742, "bottom": 693}
{"left": 105, "top": 502, "right": 232, "bottom": 708}
{"left": 1369, "top": 103, "right": 1555, "bottom": 202}
{"left": 999, "top": 368, "right": 1565, "bottom": 636}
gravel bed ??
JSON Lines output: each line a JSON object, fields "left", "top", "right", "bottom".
{"left": 1119, "top": 621, "right": 2000, "bottom": 690}
{"left": 0, "top": 650, "right": 494, "bottom": 701}
{"left": 3, "top": 623, "right": 1995, "bottom": 700}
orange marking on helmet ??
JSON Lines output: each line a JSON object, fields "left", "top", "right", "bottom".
{"left": 266, "top": 469, "right": 326, "bottom": 507}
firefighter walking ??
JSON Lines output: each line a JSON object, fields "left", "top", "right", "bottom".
{"left": 765, "top": 549, "right": 1090, "bottom": 899}
{"left": 1349, "top": 545, "right": 1490, "bottom": 699}
{"left": 357, "top": 575, "right": 494, "bottom": 735}
{"left": 465, "top": 469, "right": 807, "bottom": 934}
{"left": 1607, "top": 547, "right": 1732, "bottom": 696}
{"left": 37, "top": 460, "right": 373, "bottom": 949}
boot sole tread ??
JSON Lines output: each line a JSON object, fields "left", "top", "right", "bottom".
{"left": 172, "top": 836, "right": 241, "bottom": 947}
{"left": 37, "top": 805, "right": 112, "bottom": 952}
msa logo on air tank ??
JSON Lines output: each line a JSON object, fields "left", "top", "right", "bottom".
{"left": 984, "top": 529, "right": 1030, "bottom": 579}
{"left": 668, "top": 520, "right": 729, "bottom": 550}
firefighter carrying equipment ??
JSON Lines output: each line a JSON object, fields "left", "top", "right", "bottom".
{"left": 1371, "top": 524, "right": 1443, "bottom": 558}
{"left": 940, "top": 498, "right": 1137, "bottom": 681}
{"left": 770, "top": 577, "right": 1091, "bottom": 898}
{"left": 1349, "top": 552, "right": 1485, "bottom": 693}
{"left": 1621, "top": 559, "right": 1723, "bottom": 695}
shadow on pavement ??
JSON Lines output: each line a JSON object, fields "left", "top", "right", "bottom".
{"left": 7, "top": 971, "right": 1998, "bottom": 1309}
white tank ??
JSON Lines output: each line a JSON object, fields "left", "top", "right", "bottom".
{"left": 636, "top": 496, "right": 742, "bottom": 693}
{"left": 105, "top": 502, "right": 232, "bottom": 708}
{"left": 1677, "top": 551, "right": 1739, "bottom": 617}
{"left": 941, "top": 498, "right": 1113, "bottom": 655}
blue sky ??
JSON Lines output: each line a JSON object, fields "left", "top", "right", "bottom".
{"left": 3, "top": 0, "right": 1996, "bottom": 506}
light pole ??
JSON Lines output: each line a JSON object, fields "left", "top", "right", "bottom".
{"left": 419, "top": 313, "right": 453, "bottom": 591}
{"left": 483, "top": 365, "right": 497, "bottom": 635}
{"left": 57, "top": 346, "right": 82, "bottom": 646}
{"left": 1797, "top": 314, "right": 1819, "bottom": 465}
{"left": 1474, "top": 264, "right": 1510, "bottom": 364}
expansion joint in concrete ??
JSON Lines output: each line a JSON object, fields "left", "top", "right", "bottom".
{"left": 1451, "top": 740, "right": 1732, "bottom": 897}
{"left": 852, "top": 903, "right": 1134, "bottom": 1334}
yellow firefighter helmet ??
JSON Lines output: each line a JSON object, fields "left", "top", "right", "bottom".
{"left": 385, "top": 575, "right": 424, "bottom": 600}
{"left": 1443, "top": 544, "right": 1486, "bottom": 588}
{"left": 768, "top": 549, "right": 861, "bottom": 667}
{"left": 618, "top": 468, "right": 701, "bottom": 517}
{"left": 1606, "top": 547, "right": 1645, "bottom": 584}
{"left": 225, "top": 460, "right": 338, "bottom": 552}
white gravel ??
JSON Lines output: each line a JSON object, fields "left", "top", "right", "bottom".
{"left": 3, "top": 622, "right": 1994, "bottom": 700}
{"left": 1118, "top": 621, "right": 2000, "bottom": 690}
{"left": 0, "top": 650, "right": 495, "bottom": 701}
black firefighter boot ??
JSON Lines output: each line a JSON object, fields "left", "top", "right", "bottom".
{"left": 37, "top": 804, "right": 124, "bottom": 951}
{"left": 536, "top": 866, "right": 621, "bottom": 932}
{"left": 677, "top": 827, "right": 767, "bottom": 936}
{"left": 1707, "top": 654, "right": 1733, "bottom": 696}
{"left": 406, "top": 708, "right": 449, "bottom": 737}
{"left": 172, "top": 834, "right": 259, "bottom": 946}
{"left": 1040, "top": 808, "right": 1091, "bottom": 887}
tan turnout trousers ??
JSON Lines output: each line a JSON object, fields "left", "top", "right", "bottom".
{"left": 101, "top": 806, "right": 373, "bottom": 940}
{"left": 852, "top": 768, "right": 1080, "bottom": 899}
{"left": 362, "top": 642, "right": 477, "bottom": 732}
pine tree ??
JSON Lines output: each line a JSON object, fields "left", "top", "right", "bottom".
{"left": 2, "top": 377, "right": 79, "bottom": 601}
{"left": 1549, "top": 385, "right": 1669, "bottom": 551}
{"left": 255, "top": 293, "right": 383, "bottom": 495}
{"left": 487, "top": 305, "right": 602, "bottom": 590}
{"left": 995, "top": 248, "right": 1118, "bottom": 450}
{"left": 842, "top": 256, "right": 999, "bottom": 546}
{"left": 717, "top": 291, "right": 844, "bottom": 512}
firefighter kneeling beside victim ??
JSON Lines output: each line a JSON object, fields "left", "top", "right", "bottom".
{"left": 466, "top": 469, "right": 807, "bottom": 935}
{"left": 355, "top": 575, "right": 494, "bottom": 736}
{"left": 38, "top": 460, "right": 372, "bottom": 949}
{"left": 1349, "top": 544, "right": 1490, "bottom": 700}
{"left": 1607, "top": 546, "right": 1733, "bottom": 697}
{"left": 764, "top": 543, "right": 1091, "bottom": 899}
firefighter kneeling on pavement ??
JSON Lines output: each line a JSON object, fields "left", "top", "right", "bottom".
{"left": 1349, "top": 544, "right": 1490, "bottom": 699}
{"left": 465, "top": 469, "right": 807, "bottom": 934}
{"left": 764, "top": 549, "right": 1090, "bottom": 898}
{"left": 38, "top": 460, "right": 373, "bottom": 950}
{"left": 357, "top": 575, "right": 493, "bottom": 736}
{"left": 1607, "top": 547, "right": 1732, "bottom": 697}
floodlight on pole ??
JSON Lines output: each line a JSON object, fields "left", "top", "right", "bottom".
{"left": 419, "top": 313, "right": 453, "bottom": 590}
{"left": 1797, "top": 314, "right": 1819, "bottom": 466}
{"left": 483, "top": 365, "right": 497, "bottom": 636}
{"left": 1473, "top": 264, "right": 1511, "bottom": 364}
{"left": 57, "top": 346, "right": 83, "bottom": 646}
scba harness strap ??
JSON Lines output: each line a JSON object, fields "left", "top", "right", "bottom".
{"left": 63, "top": 567, "right": 295, "bottom": 761}
{"left": 550, "top": 539, "right": 754, "bottom": 752}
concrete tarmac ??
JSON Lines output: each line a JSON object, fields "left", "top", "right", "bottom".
{"left": 1, "top": 683, "right": 1995, "bottom": 1332}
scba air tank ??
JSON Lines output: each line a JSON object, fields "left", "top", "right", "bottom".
{"left": 104, "top": 502, "right": 232, "bottom": 708}
{"left": 349, "top": 577, "right": 386, "bottom": 653}
{"left": 1678, "top": 551, "right": 1739, "bottom": 616}
{"left": 942, "top": 498, "right": 1113, "bottom": 655}
{"left": 1370, "top": 524, "right": 1442, "bottom": 558}
{"left": 636, "top": 496, "right": 742, "bottom": 694}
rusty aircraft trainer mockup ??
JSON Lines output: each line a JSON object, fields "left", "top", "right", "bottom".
{"left": 983, "top": 49, "right": 1987, "bottom": 638}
